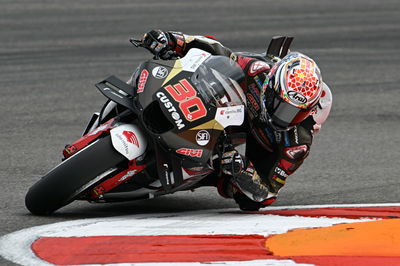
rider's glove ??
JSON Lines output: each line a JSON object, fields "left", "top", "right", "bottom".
{"left": 142, "top": 30, "right": 176, "bottom": 60}
{"left": 221, "top": 146, "right": 272, "bottom": 204}
{"left": 221, "top": 148, "right": 246, "bottom": 176}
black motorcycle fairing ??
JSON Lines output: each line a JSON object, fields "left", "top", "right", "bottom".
{"left": 137, "top": 54, "right": 246, "bottom": 163}
{"left": 128, "top": 53, "right": 247, "bottom": 193}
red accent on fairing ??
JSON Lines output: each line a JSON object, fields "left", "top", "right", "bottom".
{"left": 63, "top": 119, "right": 115, "bottom": 159}
{"left": 204, "top": 35, "right": 217, "bottom": 40}
{"left": 183, "top": 168, "right": 213, "bottom": 176}
{"left": 90, "top": 159, "right": 147, "bottom": 199}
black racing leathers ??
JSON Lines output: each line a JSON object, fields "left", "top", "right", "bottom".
{"left": 167, "top": 31, "right": 315, "bottom": 206}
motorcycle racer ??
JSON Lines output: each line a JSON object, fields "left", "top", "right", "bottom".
{"left": 139, "top": 30, "right": 332, "bottom": 211}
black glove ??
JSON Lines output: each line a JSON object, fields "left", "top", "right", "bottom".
{"left": 221, "top": 148, "right": 246, "bottom": 177}
{"left": 142, "top": 30, "right": 175, "bottom": 60}
{"left": 221, "top": 146, "right": 271, "bottom": 203}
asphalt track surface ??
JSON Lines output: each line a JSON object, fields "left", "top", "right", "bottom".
{"left": 1, "top": 0, "right": 400, "bottom": 265}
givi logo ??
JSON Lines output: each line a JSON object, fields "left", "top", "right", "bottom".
{"left": 137, "top": 69, "right": 149, "bottom": 93}
{"left": 122, "top": 131, "right": 139, "bottom": 148}
{"left": 176, "top": 148, "right": 203, "bottom": 158}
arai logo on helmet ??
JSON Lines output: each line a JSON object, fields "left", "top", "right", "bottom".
{"left": 152, "top": 66, "right": 168, "bottom": 79}
{"left": 287, "top": 91, "right": 307, "bottom": 105}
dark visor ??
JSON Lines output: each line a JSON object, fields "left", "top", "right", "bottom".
{"left": 267, "top": 95, "right": 312, "bottom": 131}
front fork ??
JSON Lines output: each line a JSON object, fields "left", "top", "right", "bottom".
{"left": 63, "top": 116, "right": 149, "bottom": 200}
{"left": 90, "top": 159, "right": 147, "bottom": 200}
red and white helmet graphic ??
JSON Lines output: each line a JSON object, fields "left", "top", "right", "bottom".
{"left": 272, "top": 52, "right": 322, "bottom": 109}
{"left": 261, "top": 52, "right": 323, "bottom": 131}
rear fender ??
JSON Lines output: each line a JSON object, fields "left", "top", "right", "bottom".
{"left": 110, "top": 124, "right": 147, "bottom": 160}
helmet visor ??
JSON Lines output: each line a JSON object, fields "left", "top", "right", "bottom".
{"left": 267, "top": 93, "right": 312, "bottom": 131}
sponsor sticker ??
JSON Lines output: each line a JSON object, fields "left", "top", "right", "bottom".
{"left": 180, "top": 49, "right": 211, "bottom": 72}
{"left": 137, "top": 69, "right": 149, "bottom": 93}
{"left": 215, "top": 105, "right": 245, "bottom": 128}
{"left": 274, "top": 166, "right": 289, "bottom": 178}
{"left": 219, "top": 107, "right": 243, "bottom": 116}
{"left": 187, "top": 53, "right": 209, "bottom": 71}
{"left": 246, "top": 93, "right": 259, "bottom": 111}
{"left": 176, "top": 148, "right": 203, "bottom": 158}
{"left": 152, "top": 66, "right": 168, "bottom": 79}
{"left": 164, "top": 79, "right": 207, "bottom": 122}
{"left": 287, "top": 91, "right": 307, "bottom": 105}
{"left": 122, "top": 131, "right": 139, "bottom": 148}
{"left": 196, "top": 130, "right": 210, "bottom": 146}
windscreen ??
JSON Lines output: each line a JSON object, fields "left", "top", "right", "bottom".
{"left": 191, "top": 56, "right": 246, "bottom": 108}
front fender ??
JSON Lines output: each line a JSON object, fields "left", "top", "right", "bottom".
{"left": 110, "top": 124, "right": 147, "bottom": 160}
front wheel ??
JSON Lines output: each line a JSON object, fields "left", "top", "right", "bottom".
{"left": 25, "top": 135, "right": 126, "bottom": 215}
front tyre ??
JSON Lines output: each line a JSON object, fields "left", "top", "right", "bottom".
{"left": 25, "top": 135, "right": 126, "bottom": 215}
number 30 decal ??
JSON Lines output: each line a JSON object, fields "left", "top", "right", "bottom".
{"left": 165, "top": 79, "right": 207, "bottom": 121}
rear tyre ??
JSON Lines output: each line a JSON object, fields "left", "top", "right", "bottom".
{"left": 25, "top": 135, "right": 126, "bottom": 215}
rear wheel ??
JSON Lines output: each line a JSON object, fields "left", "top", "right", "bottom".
{"left": 25, "top": 135, "right": 126, "bottom": 215}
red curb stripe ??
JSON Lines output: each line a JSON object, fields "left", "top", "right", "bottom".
{"left": 32, "top": 235, "right": 274, "bottom": 265}
{"left": 256, "top": 206, "right": 400, "bottom": 219}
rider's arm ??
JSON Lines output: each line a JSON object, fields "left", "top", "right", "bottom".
{"left": 246, "top": 122, "right": 314, "bottom": 197}
{"left": 141, "top": 29, "right": 233, "bottom": 58}
{"left": 258, "top": 85, "right": 332, "bottom": 193}
{"left": 167, "top": 31, "right": 233, "bottom": 57}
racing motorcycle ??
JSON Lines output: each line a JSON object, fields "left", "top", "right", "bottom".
{"left": 25, "top": 36, "right": 293, "bottom": 215}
